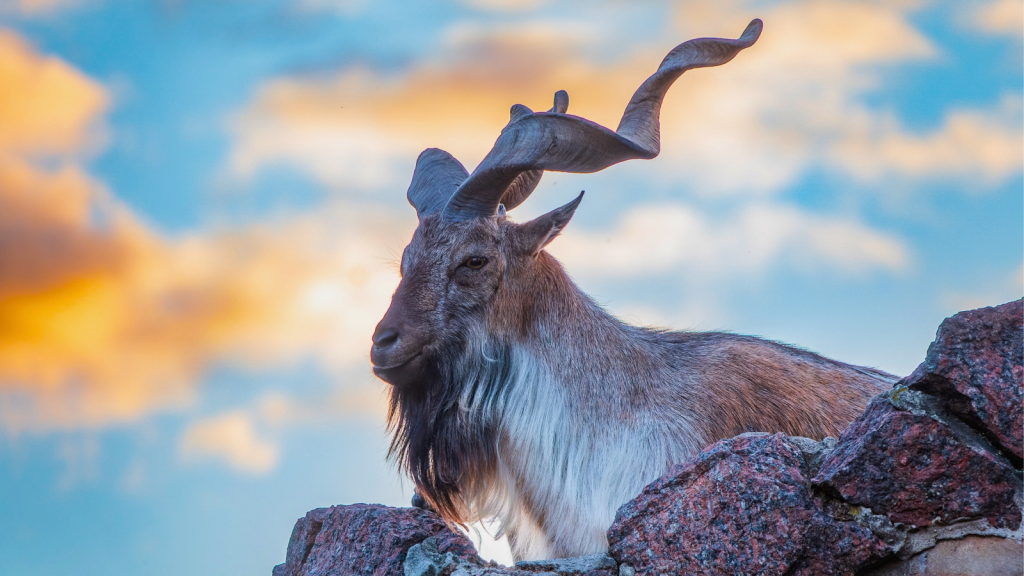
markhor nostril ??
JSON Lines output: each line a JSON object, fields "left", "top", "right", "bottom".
{"left": 373, "top": 328, "right": 400, "bottom": 349}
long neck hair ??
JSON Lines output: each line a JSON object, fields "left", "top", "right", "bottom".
{"left": 386, "top": 335, "right": 519, "bottom": 522}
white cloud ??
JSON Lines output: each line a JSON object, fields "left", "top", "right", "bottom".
{"left": 179, "top": 410, "right": 279, "bottom": 474}
{"left": 973, "top": 0, "right": 1024, "bottom": 37}
{"left": 548, "top": 201, "right": 909, "bottom": 279}
{"left": 830, "top": 94, "right": 1023, "bottom": 184}
{"left": 175, "top": 386, "right": 390, "bottom": 475}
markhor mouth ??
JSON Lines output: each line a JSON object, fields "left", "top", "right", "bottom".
{"left": 372, "top": 352, "right": 422, "bottom": 382}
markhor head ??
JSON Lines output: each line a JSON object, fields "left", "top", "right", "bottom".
{"left": 371, "top": 18, "right": 764, "bottom": 391}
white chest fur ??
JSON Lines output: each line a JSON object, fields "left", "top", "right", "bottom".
{"left": 460, "top": 348, "right": 700, "bottom": 561}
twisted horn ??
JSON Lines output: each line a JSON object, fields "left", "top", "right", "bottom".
{"left": 498, "top": 89, "right": 570, "bottom": 211}
{"left": 442, "top": 18, "right": 762, "bottom": 221}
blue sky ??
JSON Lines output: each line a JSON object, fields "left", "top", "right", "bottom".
{"left": 0, "top": 0, "right": 1020, "bottom": 574}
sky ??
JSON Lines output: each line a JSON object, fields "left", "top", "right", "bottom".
{"left": 0, "top": 0, "right": 1020, "bottom": 574}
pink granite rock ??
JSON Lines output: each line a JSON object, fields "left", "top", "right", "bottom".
{"left": 607, "top": 433, "right": 894, "bottom": 576}
{"left": 813, "top": 392, "right": 1021, "bottom": 530}
{"left": 904, "top": 299, "right": 1023, "bottom": 461}
{"left": 273, "top": 504, "right": 479, "bottom": 576}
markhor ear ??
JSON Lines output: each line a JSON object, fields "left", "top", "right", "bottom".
{"left": 520, "top": 192, "right": 584, "bottom": 256}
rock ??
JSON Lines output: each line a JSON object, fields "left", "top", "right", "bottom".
{"left": 514, "top": 553, "right": 617, "bottom": 576}
{"left": 904, "top": 300, "right": 1023, "bottom": 461}
{"left": 813, "top": 390, "right": 1021, "bottom": 530}
{"left": 404, "top": 537, "right": 472, "bottom": 576}
{"left": 788, "top": 435, "right": 839, "bottom": 475}
{"left": 861, "top": 535, "right": 1024, "bottom": 576}
{"left": 607, "top": 433, "right": 894, "bottom": 576}
{"left": 403, "top": 539, "right": 618, "bottom": 576}
{"left": 276, "top": 508, "right": 330, "bottom": 576}
{"left": 275, "top": 504, "right": 479, "bottom": 576}
{"left": 275, "top": 507, "right": 617, "bottom": 576}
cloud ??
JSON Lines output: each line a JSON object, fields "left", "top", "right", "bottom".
{"left": 226, "top": 19, "right": 609, "bottom": 193}
{"left": 179, "top": 410, "right": 279, "bottom": 474}
{"left": 830, "top": 94, "right": 1023, "bottom": 184}
{"left": 0, "top": 184, "right": 411, "bottom": 431}
{"left": 0, "top": 29, "right": 107, "bottom": 157}
{"left": 549, "top": 201, "right": 909, "bottom": 279}
{"left": 668, "top": 0, "right": 1020, "bottom": 189}
{"left": 176, "top": 387, "right": 389, "bottom": 475}
{"left": 228, "top": 0, "right": 1021, "bottom": 198}
{"left": 973, "top": 0, "right": 1024, "bottom": 37}
{"left": 0, "top": 30, "right": 413, "bottom": 432}
{"left": 0, "top": 0, "right": 81, "bottom": 17}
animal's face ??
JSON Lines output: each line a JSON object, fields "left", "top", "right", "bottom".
{"left": 370, "top": 215, "right": 503, "bottom": 388}
{"left": 371, "top": 196, "right": 581, "bottom": 388}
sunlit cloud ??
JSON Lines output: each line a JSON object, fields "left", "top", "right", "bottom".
{"left": 549, "top": 201, "right": 909, "bottom": 279}
{"left": 229, "top": 0, "right": 1021, "bottom": 199}
{"left": 0, "top": 30, "right": 412, "bottom": 432}
{"left": 179, "top": 410, "right": 279, "bottom": 474}
{"left": 831, "top": 94, "right": 1023, "bottom": 184}
{"left": 176, "top": 388, "right": 389, "bottom": 475}
{"left": 972, "top": 0, "right": 1024, "bottom": 37}
{"left": 0, "top": 189, "right": 410, "bottom": 431}
{"left": 0, "top": 29, "right": 107, "bottom": 157}
{"left": 227, "top": 19, "right": 611, "bottom": 193}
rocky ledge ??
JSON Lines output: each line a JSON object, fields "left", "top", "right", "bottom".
{"left": 273, "top": 300, "right": 1023, "bottom": 576}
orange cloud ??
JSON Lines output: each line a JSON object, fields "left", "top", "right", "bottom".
{"left": 227, "top": 20, "right": 627, "bottom": 190}
{"left": 0, "top": 180, "right": 410, "bottom": 431}
{"left": 0, "top": 29, "right": 107, "bottom": 156}
{"left": 229, "top": 0, "right": 1021, "bottom": 197}
{"left": 0, "top": 30, "right": 413, "bottom": 432}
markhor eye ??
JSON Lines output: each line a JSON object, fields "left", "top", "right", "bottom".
{"left": 465, "top": 257, "right": 488, "bottom": 270}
